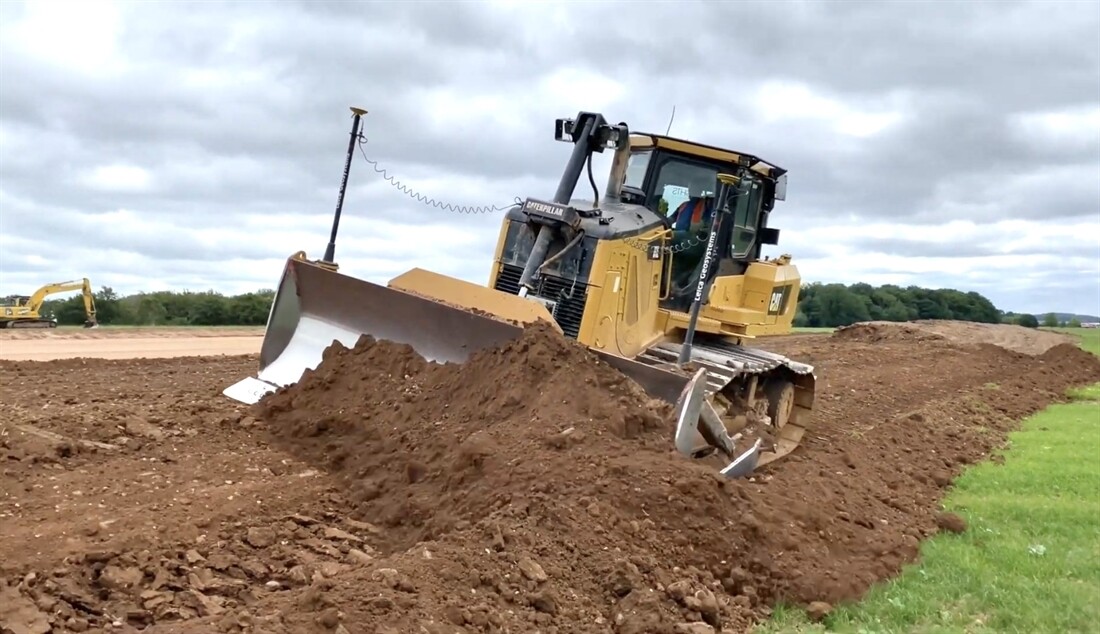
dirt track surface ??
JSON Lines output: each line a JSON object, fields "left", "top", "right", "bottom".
{"left": 2, "top": 321, "right": 1099, "bottom": 633}
{"left": 0, "top": 338, "right": 262, "bottom": 361}
{"left": 0, "top": 328, "right": 263, "bottom": 361}
{"left": 0, "top": 327, "right": 265, "bottom": 340}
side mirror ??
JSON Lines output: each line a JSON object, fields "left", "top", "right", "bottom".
{"left": 760, "top": 227, "right": 780, "bottom": 245}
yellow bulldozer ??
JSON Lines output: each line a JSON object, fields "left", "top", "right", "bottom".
{"left": 225, "top": 108, "right": 816, "bottom": 478}
{"left": 0, "top": 278, "right": 98, "bottom": 329}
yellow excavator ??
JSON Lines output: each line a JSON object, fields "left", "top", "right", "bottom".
{"left": 225, "top": 108, "right": 816, "bottom": 478}
{"left": 0, "top": 278, "right": 98, "bottom": 329}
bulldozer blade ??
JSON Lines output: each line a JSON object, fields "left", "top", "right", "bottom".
{"left": 719, "top": 438, "right": 762, "bottom": 479}
{"left": 674, "top": 368, "right": 709, "bottom": 456}
{"left": 674, "top": 368, "right": 735, "bottom": 458}
{"left": 224, "top": 255, "right": 533, "bottom": 404}
{"left": 224, "top": 254, "right": 693, "bottom": 408}
{"left": 673, "top": 367, "right": 764, "bottom": 478}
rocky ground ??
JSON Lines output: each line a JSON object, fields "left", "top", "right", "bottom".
{"left": 2, "top": 321, "right": 1098, "bottom": 634}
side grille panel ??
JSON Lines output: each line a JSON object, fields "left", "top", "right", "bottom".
{"left": 492, "top": 264, "right": 589, "bottom": 340}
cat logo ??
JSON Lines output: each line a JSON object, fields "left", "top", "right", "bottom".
{"left": 767, "top": 285, "right": 792, "bottom": 316}
{"left": 769, "top": 290, "right": 783, "bottom": 313}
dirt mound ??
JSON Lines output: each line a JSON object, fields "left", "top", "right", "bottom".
{"left": 253, "top": 321, "right": 749, "bottom": 631}
{"left": 239, "top": 322, "right": 1100, "bottom": 633}
{"left": 833, "top": 319, "right": 1075, "bottom": 354}
{"left": 832, "top": 321, "right": 946, "bottom": 345}
{"left": 256, "top": 320, "right": 677, "bottom": 553}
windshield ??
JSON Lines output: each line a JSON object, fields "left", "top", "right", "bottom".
{"left": 649, "top": 156, "right": 719, "bottom": 218}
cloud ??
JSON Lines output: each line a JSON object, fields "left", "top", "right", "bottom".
{"left": 0, "top": 0, "right": 1097, "bottom": 316}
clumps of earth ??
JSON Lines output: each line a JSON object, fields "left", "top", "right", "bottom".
{"left": 245, "top": 320, "right": 1100, "bottom": 632}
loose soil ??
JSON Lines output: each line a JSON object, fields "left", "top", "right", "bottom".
{"left": 1, "top": 322, "right": 1098, "bottom": 634}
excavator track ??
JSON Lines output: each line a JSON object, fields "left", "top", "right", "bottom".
{"left": 0, "top": 320, "right": 56, "bottom": 329}
{"left": 635, "top": 337, "right": 816, "bottom": 468}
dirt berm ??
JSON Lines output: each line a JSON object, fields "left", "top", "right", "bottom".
{"left": 232, "top": 320, "right": 1100, "bottom": 633}
{"left": 833, "top": 319, "right": 1075, "bottom": 354}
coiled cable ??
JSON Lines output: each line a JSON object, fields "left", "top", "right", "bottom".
{"left": 356, "top": 134, "right": 521, "bottom": 214}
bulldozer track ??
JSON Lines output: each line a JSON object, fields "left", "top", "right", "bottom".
{"left": 638, "top": 338, "right": 816, "bottom": 467}
{"left": 637, "top": 338, "right": 815, "bottom": 396}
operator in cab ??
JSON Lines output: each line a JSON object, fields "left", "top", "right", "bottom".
{"left": 663, "top": 174, "right": 718, "bottom": 302}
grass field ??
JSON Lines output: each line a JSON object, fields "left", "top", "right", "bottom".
{"left": 758, "top": 327, "right": 1100, "bottom": 633}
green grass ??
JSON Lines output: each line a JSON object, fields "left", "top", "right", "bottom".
{"left": 758, "top": 331, "right": 1100, "bottom": 634}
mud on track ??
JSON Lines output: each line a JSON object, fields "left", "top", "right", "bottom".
{"left": 1, "top": 322, "right": 1098, "bottom": 634}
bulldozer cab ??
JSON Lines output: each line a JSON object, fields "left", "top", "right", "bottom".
{"left": 618, "top": 135, "right": 786, "bottom": 310}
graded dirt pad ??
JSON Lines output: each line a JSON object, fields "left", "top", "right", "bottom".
{"left": 0, "top": 325, "right": 264, "bottom": 361}
{"left": 833, "top": 319, "right": 1075, "bottom": 355}
{"left": 0, "top": 337, "right": 263, "bottom": 362}
{"left": 0, "top": 327, "right": 265, "bottom": 341}
{"left": 0, "top": 328, "right": 264, "bottom": 361}
{"left": 2, "top": 324, "right": 1099, "bottom": 634}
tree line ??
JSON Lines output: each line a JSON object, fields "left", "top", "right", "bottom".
{"left": 41, "top": 287, "right": 276, "bottom": 326}
{"left": 38, "top": 282, "right": 1066, "bottom": 330}
{"left": 794, "top": 282, "right": 1005, "bottom": 328}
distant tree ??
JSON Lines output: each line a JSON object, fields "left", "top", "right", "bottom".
{"left": 1042, "top": 313, "right": 1059, "bottom": 328}
{"left": 814, "top": 284, "right": 872, "bottom": 327}
{"left": 1017, "top": 314, "right": 1040, "bottom": 328}
{"left": 868, "top": 287, "right": 913, "bottom": 321}
{"left": 1069, "top": 318, "right": 1082, "bottom": 328}
{"left": 93, "top": 286, "right": 122, "bottom": 324}
{"left": 134, "top": 297, "right": 168, "bottom": 325}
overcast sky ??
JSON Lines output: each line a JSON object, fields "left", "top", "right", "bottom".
{"left": 1, "top": 0, "right": 1098, "bottom": 315}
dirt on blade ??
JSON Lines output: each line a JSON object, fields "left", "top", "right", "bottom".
{"left": 1, "top": 321, "right": 1098, "bottom": 634}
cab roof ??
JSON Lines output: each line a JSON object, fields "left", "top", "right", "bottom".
{"left": 629, "top": 132, "right": 787, "bottom": 181}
